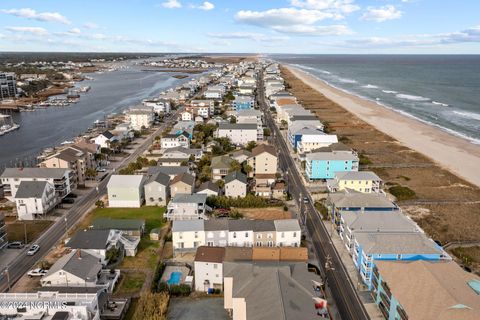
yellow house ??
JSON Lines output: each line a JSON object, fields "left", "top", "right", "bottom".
{"left": 327, "top": 171, "right": 382, "bottom": 193}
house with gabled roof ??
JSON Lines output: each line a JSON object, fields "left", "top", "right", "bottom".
{"left": 144, "top": 171, "right": 170, "bottom": 206}
{"left": 170, "top": 172, "right": 195, "bottom": 197}
{"left": 14, "top": 180, "right": 58, "bottom": 220}
{"left": 224, "top": 171, "right": 247, "bottom": 198}
{"left": 211, "top": 155, "right": 233, "bottom": 181}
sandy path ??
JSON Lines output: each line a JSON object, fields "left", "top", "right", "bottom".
{"left": 286, "top": 65, "right": 480, "bottom": 188}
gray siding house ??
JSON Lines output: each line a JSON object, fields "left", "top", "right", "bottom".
{"left": 144, "top": 171, "right": 170, "bottom": 206}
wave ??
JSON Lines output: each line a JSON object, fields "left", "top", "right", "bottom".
{"left": 396, "top": 93, "right": 430, "bottom": 102}
{"left": 292, "top": 64, "right": 331, "bottom": 75}
{"left": 382, "top": 90, "right": 398, "bottom": 94}
{"left": 453, "top": 111, "right": 480, "bottom": 121}
{"left": 432, "top": 101, "right": 449, "bottom": 107}
{"left": 362, "top": 84, "right": 379, "bottom": 89}
{"left": 338, "top": 78, "right": 357, "bottom": 84}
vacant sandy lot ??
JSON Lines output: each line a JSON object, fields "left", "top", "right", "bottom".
{"left": 239, "top": 207, "right": 292, "bottom": 220}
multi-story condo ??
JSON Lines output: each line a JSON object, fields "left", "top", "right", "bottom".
{"left": 127, "top": 106, "right": 155, "bottom": 130}
{"left": 0, "top": 167, "right": 74, "bottom": 201}
{"left": 305, "top": 150, "right": 359, "bottom": 180}
{"left": 39, "top": 146, "right": 89, "bottom": 187}
{"left": 327, "top": 171, "right": 383, "bottom": 194}
{"left": 0, "top": 72, "right": 17, "bottom": 99}
{"left": 216, "top": 123, "right": 258, "bottom": 146}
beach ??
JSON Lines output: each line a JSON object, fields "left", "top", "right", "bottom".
{"left": 286, "top": 65, "right": 480, "bottom": 189}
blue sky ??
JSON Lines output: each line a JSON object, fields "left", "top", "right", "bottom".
{"left": 0, "top": 0, "right": 479, "bottom": 53}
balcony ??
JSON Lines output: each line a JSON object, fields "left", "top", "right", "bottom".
{"left": 378, "top": 302, "right": 389, "bottom": 319}
{"left": 382, "top": 281, "right": 392, "bottom": 298}
{"left": 397, "top": 305, "right": 409, "bottom": 320}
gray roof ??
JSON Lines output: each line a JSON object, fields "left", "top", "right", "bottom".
{"left": 274, "top": 219, "right": 301, "bottom": 232}
{"left": 223, "top": 262, "right": 321, "bottom": 320}
{"left": 204, "top": 219, "right": 229, "bottom": 231}
{"left": 225, "top": 171, "right": 247, "bottom": 184}
{"left": 218, "top": 123, "right": 257, "bottom": 130}
{"left": 146, "top": 171, "right": 170, "bottom": 186}
{"left": 228, "top": 219, "right": 256, "bottom": 231}
{"left": 148, "top": 166, "right": 189, "bottom": 176}
{"left": 289, "top": 115, "right": 319, "bottom": 121}
{"left": 355, "top": 232, "right": 443, "bottom": 255}
{"left": 67, "top": 230, "right": 110, "bottom": 250}
{"left": 211, "top": 155, "right": 232, "bottom": 169}
{"left": 335, "top": 171, "right": 381, "bottom": 181}
{"left": 171, "top": 193, "right": 207, "bottom": 204}
{"left": 341, "top": 211, "right": 418, "bottom": 233}
{"left": 197, "top": 181, "right": 220, "bottom": 193}
{"left": 45, "top": 250, "right": 102, "bottom": 280}
{"left": 15, "top": 181, "right": 49, "bottom": 198}
{"left": 328, "top": 191, "right": 397, "bottom": 209}
{"left": 236, "top": 109, "right": 261, "bottom": 117}
{"left": 92, "top": 218, "right": 145, "bottom": 231}
{"left": 252, "top": 220, "right": 275, "bottom": 232}
{"left": 172, "top": 220, "right": 204, "bottom": 232}
{"left": 306, "top": 151, "right": 359, "bottom": 161}
{"left": 163, "top": 146, "right": 202, "bottom": 156}
{"left": 1, "top": 167, "right": 70, "bottom": 179}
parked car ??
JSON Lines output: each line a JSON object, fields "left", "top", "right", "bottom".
{"left": 62, "top": 198, "right": 75, "bottom": 204}
{"left": 27, "top": 268, "right": 48, "bottom": 277}
{"left": 65, "top": 193, "right": 78, "bottom": 198}
{"left": 26, "top": 244, "right": 40, "bottom": 256}
{"left": 96, "top": 168, "right": 106, "bottom": 172}
{"left": 7, "top": 241, "right": 24, "bottom": 249}
{"left": 303, "top": 197, "right": 309, "bottom": 204}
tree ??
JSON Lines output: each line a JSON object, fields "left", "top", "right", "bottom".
{"left": 245, "top": 141, "right": 257, "bottom": 152}
{"left": 242, "top": 163, "right": 253, "bottom": 176}
{"left": 148, "top": 159, "right": 158, "bottom": 166}
{"left": 215, "top": 179, "right": 225, "bottom": 189}
{"left": 229, "top": 116, "right": 237, "bottom": 124}
{"left": 95, "top": 200, "right": 105, "bottom": 208}
{"left": 229, "top": 160, "right": 242, "bottom": 172}
{"left": 263, "top": 128, "right": 271, "bottom": 138}
{"left": 85, "top": 168, "right": 97, "bottom": 181}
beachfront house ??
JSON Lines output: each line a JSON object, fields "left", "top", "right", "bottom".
{"left": 232, "top": 96, "right": 254, "bottom": 111}
{"left": 296, "top": 133, "right": 339, "bottom": 155}
{"left": 14, "top": 181, "right": 58, "bottom": 220}
{"left": 327, "top": 171, "right": 383, "bottom": 194}
{"left": 107, "top": 174, "right": 146, "bottom": 208}
{"left": 305, "top": 150, "right": 359, "bottom": 180}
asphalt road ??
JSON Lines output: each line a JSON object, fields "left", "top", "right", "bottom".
{"left": 0, "top": 105, "right": 180, "bottom": 292}
{"left": 258, "top": 69, "right": 370, "bottom": 320}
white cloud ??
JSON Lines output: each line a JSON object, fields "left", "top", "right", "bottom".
{"left": 198, "top": 1, "right": 214, "bottom": 11}
{"left": 161, "top": 0, "right": 182, "bottom": 9}
{"left": 208, "top": 32, "right": 288, "bottom": 42}
{"left": 1, "top": 8, "right": 70, "bottom": 24}
{"left": 236, "top": 8, "right": 340, "bottom": 27}
{"left": 290, "top": 0, "right": 359, "bottom": 14}
{"left": 83, "top": 22, "right": 99, "bottom": 29}
{"left": 6, "top": 26, "right": 49, "bottom": 35}
{"left": 340, "top": 25, "right": 480, "bottom": 48}
{"left": 68, "top": 28, "right": 81, "bottom": 34}
{"left": 361, "top": 5, "right": 402, "bottom": 22}
{"left": 273, "top": 24, "right": 352, "bottom": 36}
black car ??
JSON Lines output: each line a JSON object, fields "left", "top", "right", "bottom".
{"left": 62, "top": 198, "right": 75, "bottom": 204}
{"left": 65, "top": 193, "right": 78, "bottom": 198}
{"left": 7, "top": 241, "right": 24, "bottom": 249}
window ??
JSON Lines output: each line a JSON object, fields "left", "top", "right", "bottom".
{"left": 233, "top": 232, "right": 237, "bottom": 238}
{"left": 213, "top": 264, "right": 218, "bottom": 269}
{"left": 245, "top": 232, "right": 248, "bottom": 237}
{"left": 281, "top": 232, "right": 285, "bottom": 238}
{"left": 293, "top": 232, "right": 297, "bottom": 237}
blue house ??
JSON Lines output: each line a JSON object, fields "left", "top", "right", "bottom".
{"left": 305, "top": 151, "right": 359, "bottom": 180}
{"left": 372, "top": 260, "right": 480, "bottom": 320}
{"left": 353, "top": 232, "right": 449, "bottom": 289}
{"left": 232, "top": 96, "right": 254, "bottom": 111}
{"left": 288, "top": 124, "right": 324, "bottom": 150}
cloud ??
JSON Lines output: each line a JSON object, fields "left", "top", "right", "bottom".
{"left": 361, "top": 5, "right": 402, "bottom": 22}
{"left": 6, "top": 26, "right": 49, "bottom": 35}
{"left": 161, "top": 0, "right": 182, "bottom": 9}
{"left": 1, "top": 8, "right": 70, "bottom": 24}
{"left": 273, "top": 24, "right": 352, "bottom": 36}
{"left": 236, "top": 8, "right": 340, "bottom": 27}
{"left": 208, "top": 32, "right": 289, "bottom": 42}
{"left": 290, "top": 0, "right": 359, "bottom": 14}
{"left": 68, "top": 28, "right": 81, "bottom": 34}
{"left": 83, "top": 22, "right": 99, "bottom": 29}
{"left": 340, "top": 25, "right": 480, "bottom": 48}
{"left": 197, "top": 1, "right": 214, "bottom": 11}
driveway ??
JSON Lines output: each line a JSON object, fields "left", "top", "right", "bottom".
{"left": 167, "top": 297, "right": 228, "bottom": 320}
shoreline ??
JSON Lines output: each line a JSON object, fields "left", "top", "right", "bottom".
{"left": 285, "top": 65, "right": 480, "bottom": 189}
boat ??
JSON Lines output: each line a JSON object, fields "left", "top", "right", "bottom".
{"left": 61, "top": 140, "right": 74, "bottom": 145}
{"left": 0, "top": 115, "right": 20, "bottom": 136}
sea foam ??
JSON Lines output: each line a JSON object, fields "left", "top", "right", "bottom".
{"left": 362, "top": 84, "right": 379, "bottom": 89}
{"left": 453, "top": 111, "right": 480, "bottom": 121}
{"left": 396, "top": 94, "right": 430, "bottom": 102}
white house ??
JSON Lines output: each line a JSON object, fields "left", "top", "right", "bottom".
{"left": 93, "top": 131, "right": 118, "bottom": 149}
{"left": 274, "top": 220, "right": 301, "bottom": 247}
{"left": 14, "top": 180, "right": 58, "bottom": 220}
{"left": 205, "top": 89, "right": 222, "bottom": 99}
{"left": 166, "top": 193, "right": 210, "bottom": 220}
{"left": 194, "top": 246, "right": 224, "bottom": 292}
{"left": 161, "top": 132, "right": 190, "bottom": 149}
{"left": 297, "top": 133, "right": 339, "bottom": 154}
{"left": 107, "top": 175, "right": 146, "bottom": 208}
{"left": 143, "top": 99, "right": 171, "bottom": 114}
{"left": 224, "top": 171, "right": 247, "bottom": 198}
{"left": 172, "top": 220, "right": 205, "bottom": 251}
{"left": 216, "top": 123, "right": 257, "bottom": 146}
{"left": 228, "top": 220, "right": 254, "bottom": 247}
{"left": 181, "top": 111, "right": 193, "bottom": 121}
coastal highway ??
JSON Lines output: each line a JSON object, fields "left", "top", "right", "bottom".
{"left": 0, "top": 110, "right": 179, "bottom": 292}
{"left": 257, "top": 69, "right": 370, "bottom": 320}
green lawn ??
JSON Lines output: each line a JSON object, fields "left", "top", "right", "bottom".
{"left": 115, "top": 272, "right": 146, "bottom": 295}
{"left": 84, "top": 206, "right": 165, "bottom": 232}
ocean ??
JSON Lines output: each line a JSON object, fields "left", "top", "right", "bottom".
{"left": 270, "top": 54, "right": 480, "bottom": 144}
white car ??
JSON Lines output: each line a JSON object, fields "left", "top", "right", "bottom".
{"left": 27, "top": 268, "right": 48, "bottom": 277}
{"left": 26, "top": 244, "right": 40, "bottom": 256}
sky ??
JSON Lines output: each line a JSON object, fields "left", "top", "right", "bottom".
{"left": 0, "top": 0, "right": 479, "bottom": 53}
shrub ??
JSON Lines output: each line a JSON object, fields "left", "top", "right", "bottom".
{"left": 132, "top": 292, "right": 169, "bottom": 320}
{"left": 151, "top": 262, "right": 166, "bottom": 292}
{"left": 314, "top": 201, "right": 329, "bottom": 220}
{"left": 206, "top": 195, "right": 283, "bottom": 209}
{"left": 388, "top": 185, "right": 416, "bottom": 201}
{"left": 169, "top": 284, "right": 191, "bottom": 296}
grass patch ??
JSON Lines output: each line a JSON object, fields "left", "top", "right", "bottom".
{"left": 84, "top": 206, "right": 165, "bottom": 233}
{"left": 121, "top": 238, "right": 160, "bottom": 269}
{"left": 116, "top": 272, "right": 146, "bottom": 295}
{"left": 359, "top": 153, "right": 372, "bottom": 165}
{"left": 314, "top": 201, "right": 329, "bottom": 220}
{"left": 451, "top": 246, "right": 480, "bottom": 268}
{"left": 388, "top": 185, "right": 416, "bottom": 201}
{"left": 6, "top": 220, "right": 53, "bottom": 243}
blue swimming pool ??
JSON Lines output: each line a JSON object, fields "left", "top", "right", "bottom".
{"left": 167, "top": 271, "right": 182, "bottom": 285}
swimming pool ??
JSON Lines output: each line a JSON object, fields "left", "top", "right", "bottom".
{"left": 167, "top": 271, "right": 182, "bottom": 285}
